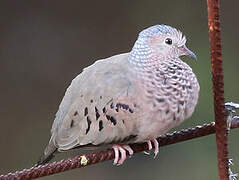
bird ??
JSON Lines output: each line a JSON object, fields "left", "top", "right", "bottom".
{"left": 37, "top": 24, "right": 200, "bottom": 166}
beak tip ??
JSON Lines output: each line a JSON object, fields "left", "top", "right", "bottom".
{"left": 191, "top": 52, "right": 197, "bottom": 60}
{"left": 182, "top": 45, "right": 197, "bottom": 60}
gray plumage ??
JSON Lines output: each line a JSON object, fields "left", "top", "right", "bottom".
{"left": 37, "top": 24, "right": 199, "bottom": 165}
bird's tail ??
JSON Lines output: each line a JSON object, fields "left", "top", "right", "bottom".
{"left": 36, "top": 141, "right": 57, "bottom": 166}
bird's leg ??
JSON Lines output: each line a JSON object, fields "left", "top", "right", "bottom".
{"left": 112, "top": 144, "right": 134, "bottom": 165}
{"left": 146, "top": 138, "right": 160, "bottom": 158}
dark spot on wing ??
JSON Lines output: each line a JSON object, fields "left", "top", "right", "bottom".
{"left": 106, "top": 115, "right": 117, "bottom": 125}
{"left": 110, "top": 117, "right": 117, "bottom": 125}
{"left": 106, "top": 115, "right": 110, "bottom": 120}
{"left": 86, "top": 116, "right": 92, "bottom": 134}
{"left": 90, "top": 99, "right": 93, "bottom": 103}
{"left": 100, "top": 96, "right": 102, "bottom": 99}
{"left": 110, "top": 102, "right": 114, "bottom": 109}
{"left": 115, "top": 103, "right": 134, "bottom": 113}
{"left": 122, "top": 119, "right": 125, "bottom": 124}
{"left": 99, "top": 120, "right": 103, "bottom": 131}
{"left": 74, "top": 111, "right": 78, "bottom": 116}
{"left": 84, "top": 107, "right": 88, "bottom": 116}
{"left": 102, "top": 107, "right": 106, "bottom": 114}
{"left": 122, "top": 104, "right": 129, "bottom": 110}
{"left": 116, "top": 103, "right": 126, "bottom": 110}
{"left": 95, "top": 107, "right": 100, "bottom": 120}
{"left": 81, "top": 95, "right": 83, "bottom": 97}
{"left": 70, "top": 120, "right": 74, "bottom": 128}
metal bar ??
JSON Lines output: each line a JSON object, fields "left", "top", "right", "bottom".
{"left": 206, "top": 0, "right": 229, "bottom": 179}
{"left": 1, "top": 118, "right": 239, "bottom": 180}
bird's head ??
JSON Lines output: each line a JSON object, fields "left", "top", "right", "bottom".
{"left": 135, "top": 24, "right": 197, "bottom": 60}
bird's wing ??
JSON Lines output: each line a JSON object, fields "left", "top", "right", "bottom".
{"left": 49, "top": 52, "right": 140, "bottom": 153}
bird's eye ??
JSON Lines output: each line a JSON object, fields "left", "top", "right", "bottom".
{"left": 165, "top": 38, "right": 172, "bottom": 45}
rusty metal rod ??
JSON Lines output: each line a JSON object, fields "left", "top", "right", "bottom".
{"left": 1, "top": 117, "right": 239, "bottom": 180}
{"left": 206, "top": 0, "right": 229, "bottom": 179}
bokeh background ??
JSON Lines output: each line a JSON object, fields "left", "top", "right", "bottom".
{"left": 0, "top": 1, "right": 238, "bottom": 179}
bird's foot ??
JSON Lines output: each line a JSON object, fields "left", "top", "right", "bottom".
{"left": 146, "top": 138, "right": 159, "bottom": 158}
{"left": 112, "top": 144, "right": 134, "bottom": 165}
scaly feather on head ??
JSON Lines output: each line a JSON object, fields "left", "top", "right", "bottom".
{"left": 131, "top": 24, "right": 196, "bottom": 61}
{"left": 139, "top": 24, "right": 186, "bottom": 47}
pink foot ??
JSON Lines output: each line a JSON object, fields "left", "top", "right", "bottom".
{"left": 112, "top": 144, "right": 134, "bottom": 165}
{"left": 146, "top": 138, "right": 159, "bottom": 158}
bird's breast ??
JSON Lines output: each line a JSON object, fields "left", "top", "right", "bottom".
{"left": 134, "top": 61, "right": 199, "bottom": 141}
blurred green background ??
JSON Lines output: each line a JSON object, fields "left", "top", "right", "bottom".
{"left": 0, "top": 0, "right": 238, "bottom": 179}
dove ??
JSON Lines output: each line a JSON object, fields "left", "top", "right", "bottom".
{"left": 37, "top": 24, "right": 199, "bottom": 166}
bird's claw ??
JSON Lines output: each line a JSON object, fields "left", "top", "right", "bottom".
{"left": 112, "top": 139, "right": 159, "bottom": 165}
{"left": 112, "top": 144, "right": 134, "bottom": 165}
{"left": 146, "top": 138, "right": 159, "bottom": 158}
{"left": 143, "top": 151, "right": 151, "bottom": 155}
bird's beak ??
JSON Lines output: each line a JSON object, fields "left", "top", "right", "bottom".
{"left": 179, "top": 45, "right": 197, "bottom": 60}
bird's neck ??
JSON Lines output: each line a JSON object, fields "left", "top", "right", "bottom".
{"left": 128, "top": 39, "right": 164, "bottom": 72}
